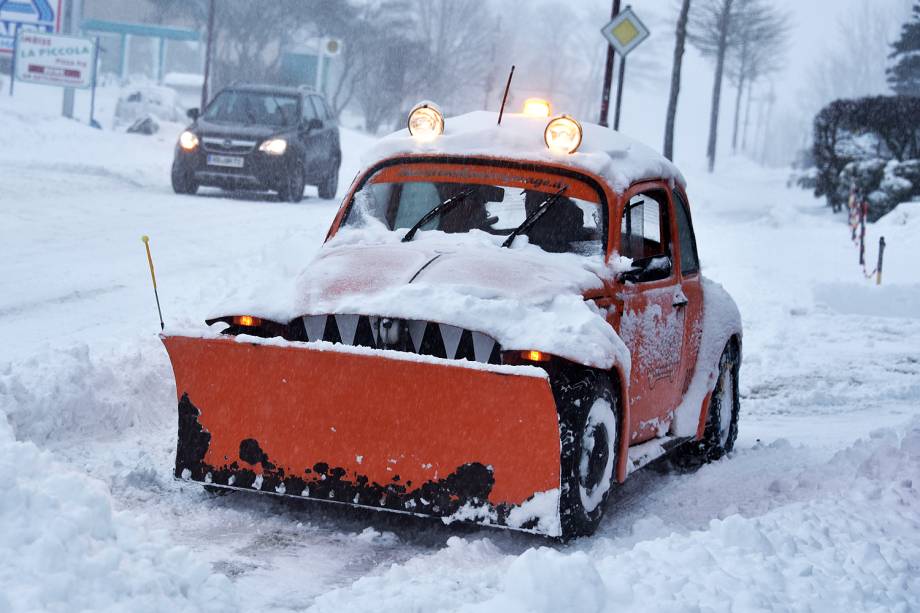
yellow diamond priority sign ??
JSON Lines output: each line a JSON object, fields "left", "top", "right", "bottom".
{"left": 601, "top": 7, "right": 650, "bottom": 57}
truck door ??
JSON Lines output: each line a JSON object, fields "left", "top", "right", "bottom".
{"left": 614, "top": 185, "right": 687, "bottom": 444}
{"left": 671, "top": 187, "right": 704, "bottom": 401}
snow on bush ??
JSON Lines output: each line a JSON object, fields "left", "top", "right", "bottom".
{"left": 0, "top": 414, "right": 237, "bottom": 612}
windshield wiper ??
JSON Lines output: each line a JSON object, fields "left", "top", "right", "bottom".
{"left": 501, "top": 186, "right": 567, "bottom": 248}
{"left": 402, "top": 188, "right": 476, "bottom": 242}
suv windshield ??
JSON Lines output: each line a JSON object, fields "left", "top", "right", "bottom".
{"left": 202, "top": 90, "right": 298, "bottom": 127}
{"left": 342, "top": 164, "right": 605, "bottom": 256}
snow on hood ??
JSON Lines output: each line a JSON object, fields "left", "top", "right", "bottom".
{"left": 215, "top": 223, "right": 631, "bottom": 370}
{"left": 362, "top": 111, "right": 686, "bottom": 194}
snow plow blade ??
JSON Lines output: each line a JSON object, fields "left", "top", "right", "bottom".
{"left": 162, "top": 336, "right": 564, "bottom": 535}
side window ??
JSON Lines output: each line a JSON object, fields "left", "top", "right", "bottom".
{"left": 672, "top": 189, "right": 700, "bottom": 275}
{"left": 309, "top": 96, "right": 326, "bottom": 121}
{"left": 620, "top": 190, "right": 672, "bottom": 261}
{"left": 316, "top": 96, "right": 333, "bottom": 120}
{"left": 301, "top": 96, "right": 318, "bottom": 122}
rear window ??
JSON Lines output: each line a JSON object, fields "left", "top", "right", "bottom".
{"left": 341, "top": 162, "right": 607, "bottom": 257}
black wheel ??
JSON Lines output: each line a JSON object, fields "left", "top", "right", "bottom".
{"left": 278, "top": 164, "right": 305, "bottom": 203}
{"left": 557, "top": 368, "right": 619, "bottom": 539}
{"left": 171, "top": 161, "right": 198, "bottom": 195}
{"left": 680, "top": 341, "right": 740, "bottom": 464}
{"left": 317, "top": 159, "right": 339, "bottom": 200}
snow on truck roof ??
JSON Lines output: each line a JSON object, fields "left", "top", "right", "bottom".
{"left": 362, "top": 110, "right": 686, "bottom": 194}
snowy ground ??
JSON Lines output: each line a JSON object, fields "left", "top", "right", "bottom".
{"left": 1, "top": 86, "right": 918, "bottom": 612}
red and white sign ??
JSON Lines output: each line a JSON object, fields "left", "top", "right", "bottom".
{"left": 14, "top": 31, "right": 95, "bottom": 89}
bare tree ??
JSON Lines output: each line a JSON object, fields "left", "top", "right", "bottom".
{"left": 689, "top": 0, "right": 736, "bottom": 172}
{"left": 726, "top": 2, "right": 789, "bottom": 154}
{"left": 663, "top": 0, "right": 692, "bottom": 161}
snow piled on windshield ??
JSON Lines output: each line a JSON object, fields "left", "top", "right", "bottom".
{"left": 362, "top": 111, "right": 686, "bottom": 194}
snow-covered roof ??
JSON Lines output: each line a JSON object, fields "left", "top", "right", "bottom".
{"left": 362, "top": 110, "right": 686, "bottom": 194}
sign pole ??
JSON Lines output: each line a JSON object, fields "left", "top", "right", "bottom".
{"left": 598, "top": 0, "right": 621, "bottom": 127}
{"left": 200, "top": 0, "right": 216, "bottom": 111}
{"left": 614, "top": 54, "right": 626, "bottom": 130}
{"left": 88, "top": 36, "right": 99, "bottom": 128}
{"left": 9, "top": 28, "right": 18, "bottom": 97}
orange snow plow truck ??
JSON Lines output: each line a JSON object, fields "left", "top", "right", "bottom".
{"left": 163, "top": 102, "right": 742, "bottom": 539}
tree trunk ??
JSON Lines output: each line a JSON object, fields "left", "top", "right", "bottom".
{"left": 741, "top": 77, "right": 754, "bottom": 153}
{"left": 706, "top": 0, "right": 734, "bottom": 173}
{"left": 731, "top": 39, "right": 748, "bottom": 154}
{"left": 663, "top": 0, "right": 692, "bottom": 161}
{"left": 731, "top": 71, "right": 745, "bottom": 154}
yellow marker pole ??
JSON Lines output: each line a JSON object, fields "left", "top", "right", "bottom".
{"left": 141, "top": 235, "right": 165, "bottom": 330}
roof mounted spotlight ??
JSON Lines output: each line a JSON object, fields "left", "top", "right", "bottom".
{"left": 544, "top": 115, "right": 583, "bottom": 154}
{"left": 522, "top": 98, "right": 552, "bottom": 118}
{"left": 408, "top": 101, "right": 444, "bottom": 142}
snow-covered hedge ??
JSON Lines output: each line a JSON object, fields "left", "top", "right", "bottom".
{"left": 812, "top": 95, "right": 920, "bottom": 219}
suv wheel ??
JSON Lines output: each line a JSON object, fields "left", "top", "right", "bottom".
{"left": 317, "top": 159, "right": 339, "bottom": 200}
{"left": 171, "top": 161, "right": 198, "bottom": 195}
{"left": 278, "top": 164, "right": 305, "bottom": 203}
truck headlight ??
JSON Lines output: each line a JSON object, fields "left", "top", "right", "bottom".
{"left": 259, "top": 138, "right": 288, "bottom": 155}
{"left": 179, "top": 130, "right": 199, "bottom": 151}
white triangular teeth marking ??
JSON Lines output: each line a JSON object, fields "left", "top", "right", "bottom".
{"left": 303, "top": 315, "right": 327, "bottom": 342}
{"left": 408, "top": 320, "right": 427, "bottom": 352}
{"left": 471, "top": 331, "right": 496, "bottom": 363}
{"left": 335, "top": 314, "right": 359, "bottom": 346}
{"left": 439, "top": 323, "right": 463, "bottom": 359}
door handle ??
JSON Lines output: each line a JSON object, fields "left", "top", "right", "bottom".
{"left": 673, "top": 289, "right": 689, "bottom": 308}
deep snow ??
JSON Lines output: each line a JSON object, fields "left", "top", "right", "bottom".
{"left": 1, "top": 85, "right": 919, "bottom": 612}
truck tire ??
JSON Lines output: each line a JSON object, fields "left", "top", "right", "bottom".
{"left": 557, "top": 368, "right": 619, "bottom": 540}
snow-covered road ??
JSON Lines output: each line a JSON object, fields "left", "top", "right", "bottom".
{"left": 1, "top": 91, "right": 918, "bottom": 612}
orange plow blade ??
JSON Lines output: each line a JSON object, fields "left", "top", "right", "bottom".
{"left": 162, "top": 336, "right": 563, "bottom": 534}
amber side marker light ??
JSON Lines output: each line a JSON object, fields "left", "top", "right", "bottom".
{"left": 522, "top": 98, "right": 552, "bottom": 118}
{"left": 233, "top": 315, "right": 262, "bottom": 327}
{"left": 522, "top": 350, "right": 551, "bottom": 362}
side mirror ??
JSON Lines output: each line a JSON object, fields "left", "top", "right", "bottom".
{"left": 618, "top": 255, "right": 672, "bottom": 284}
{"left": 186, "top": 107, "right": 199, "bottom": 120}
{"left": 302, "top": 117, "right": 323, "bottom": 132}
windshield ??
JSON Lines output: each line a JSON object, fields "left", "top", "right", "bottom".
{"left": 202, "top": 90, "right": 298, "bottom": 127}
{"left": 341, "top": 163, "right": 606, "bottom": 256}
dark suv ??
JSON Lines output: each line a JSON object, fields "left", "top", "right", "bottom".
{"left": 171, "top": 84, "right": 341, "bottom": 202}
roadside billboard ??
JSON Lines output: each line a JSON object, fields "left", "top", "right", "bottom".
{"left": 13, "top": 30, "right": 95, "bottom": 88}
{"left": 0, "top": 0, "right": 63, "bottom": 53}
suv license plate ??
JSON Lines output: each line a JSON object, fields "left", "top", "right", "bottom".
{"left": 207, "top": 154, "right": 244, "bottom": 168}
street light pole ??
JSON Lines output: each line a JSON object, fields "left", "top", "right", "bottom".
{"left": 200, "top": 0, "right": 216, "bottom": 112}
{"left": 598, "top": 0, "right": 621, "bottom": 127}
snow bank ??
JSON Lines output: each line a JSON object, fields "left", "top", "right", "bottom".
{"left": 0, "top": 412, "right": 238, "bottom": 612}
{"left": 362, "top": 111, "right": 686, "bottom": 194}
{"left": 308, "top": 419, "right": 920, "bottom": 612}
{"left": 0, "top": 341, "right": 174, "bottom": 444}
{"left": 813, "top": 282, "right": 920, "bottom": 319}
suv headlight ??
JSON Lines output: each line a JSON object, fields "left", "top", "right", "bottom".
{"left": 259, "top": 138, "right": 288, "bottom": 155}
{"left": 179, "top": 130, "right": 199, "bottom": 151}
